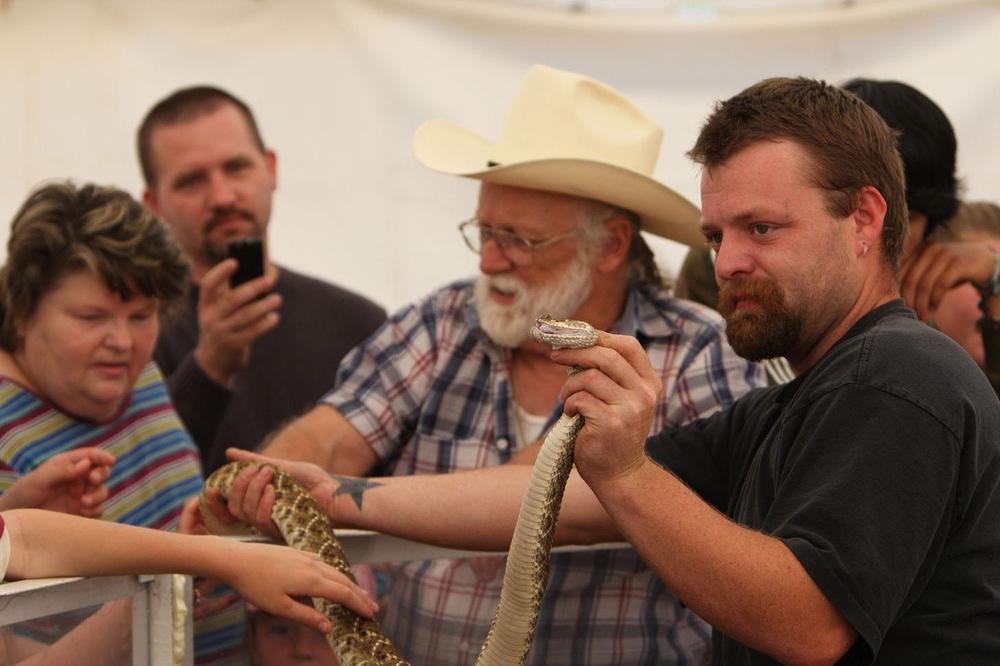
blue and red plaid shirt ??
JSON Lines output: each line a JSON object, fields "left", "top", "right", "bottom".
{"left": 326, "top": 279, "right": 764, "bottom": 665}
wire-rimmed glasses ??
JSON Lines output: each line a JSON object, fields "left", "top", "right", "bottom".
{"left": 458, "top": 218, "right": 578, "bottom": 266}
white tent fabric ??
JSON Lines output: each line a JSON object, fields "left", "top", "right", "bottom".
{"left": 1, "top": 0, "right": 998, "bottom": 310}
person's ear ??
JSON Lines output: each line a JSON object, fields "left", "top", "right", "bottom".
{"left": 594, "top": 215, "right": 632, "bottom": 273}
{"left": 852, "top": 185, "right": 887, "bottom": 258}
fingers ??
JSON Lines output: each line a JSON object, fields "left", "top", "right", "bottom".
{"left": 195, "top": 263, "right": 281, "bottom": 385}
{"left": 216, "top": 292, "right": 283, "bottom": 336}
{"left": 228, "top": 465, "right": 280, "bottom": 538}
{"left": 227, "top": 447, "right": 277, "bottom": 466}
{"left": 46, "top": 448, "right": 113, "bottom": 485}
{"left": 67, "top": 447, "right": 116, "bottom": 469}
{"left": 902, "top": 244, "right": 953, "bottom": 318}
{"left": 199, "top": 259, "right": 239, "bottom": 295}
{"left": 179, "top": 495, "right": 208, "bottom": 535}
{"left": 201, "top": 260, "right": 280, "bottom": 321}
{"left": 278, "top": 600, "right": 334, "bottom": 634}
{"left": 901, "top": 242, "right": 996, "bottom": 320}
{"left": 550, "top": 332, "right": 661, "bottom": 410}
{"left": 77, "top": 484, "right": 109, "bottom": 517}
{"left": 301, "top": 561, "right": 379, "bottom": 620}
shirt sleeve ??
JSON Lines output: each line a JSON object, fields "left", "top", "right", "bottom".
{"left": 0, "top": 514, "right": 10, "bottom": 582}
{"left": 767, "top": 383, "right": 961, "bottom": 657}
{"left": 323, "top": 300, "right": 442, "bottom": 461}
{"left": 646, "top": 391, "right": 763, "bottom": 512}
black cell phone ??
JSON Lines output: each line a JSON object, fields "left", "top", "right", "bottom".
{"left": 227, "top": 237, "right": 264, "bottom": 288}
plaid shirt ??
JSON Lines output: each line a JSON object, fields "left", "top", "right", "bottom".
{"left": 326, "top": 279, "right": 764, "bottom": 665}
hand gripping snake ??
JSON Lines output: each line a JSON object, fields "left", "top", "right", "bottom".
{"left": 201, "top": 315, "right": 598, "bottom": 665}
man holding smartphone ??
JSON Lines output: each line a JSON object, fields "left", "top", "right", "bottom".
{"left": 138, "top": 86, "right": 386, "bottom": 474}
{"left": 138, "top": 86, "right": 386, "bottom": 666}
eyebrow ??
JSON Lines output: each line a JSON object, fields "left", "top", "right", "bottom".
{"left": 701, "top": 208, "right": 785, "bottom": 230}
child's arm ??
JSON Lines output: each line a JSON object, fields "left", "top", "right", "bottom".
{"left": 2, "top": 508, "right": 377, "bottom": 632}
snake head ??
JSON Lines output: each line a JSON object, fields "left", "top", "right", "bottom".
{"left": 531, "top": 315, "right": 598, "bottom": 349}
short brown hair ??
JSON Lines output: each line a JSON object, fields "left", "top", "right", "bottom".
{"left": 137, "top": 85, "right": 266, "bottom": 186}
{"left": 0, "top": 182, "right": 189, "bottom": 351}
{"left": 688, "top": 77, "right": 908, "bottom": 270}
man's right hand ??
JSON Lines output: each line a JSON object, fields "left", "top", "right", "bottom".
{"left": 194, "top": 258, "right": 283, "bottom": 387}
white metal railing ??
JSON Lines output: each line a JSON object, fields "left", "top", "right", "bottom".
{"left": 0, "top": 531, "right": 628, "bottom": 664}
{"left": 0, "top": 573, "right": 191, "bottom": 665}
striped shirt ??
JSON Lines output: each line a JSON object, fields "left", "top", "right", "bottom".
{"left": 326, "top": 280, "right": 765, "bottom": 665}
{"left": 0, "top": 363, "right": 202, "bottom": 529}
{"left": 0, "top": 363, "right": 245, "bottom": 665}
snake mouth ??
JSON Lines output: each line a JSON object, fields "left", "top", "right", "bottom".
{"left": 535, "top": 321, "right": 563, "bottom": 335}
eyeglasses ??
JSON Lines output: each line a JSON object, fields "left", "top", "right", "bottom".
{"left": 458, "top": 218, "right": 578, "bottom": 266}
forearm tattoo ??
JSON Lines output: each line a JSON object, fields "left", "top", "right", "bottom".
{"left": 330, "top": 475, "right": 383, "bottom": 510}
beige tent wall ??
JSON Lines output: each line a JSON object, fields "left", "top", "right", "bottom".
{"left": 1, "top": 0, "right": 998, "bottom": 311}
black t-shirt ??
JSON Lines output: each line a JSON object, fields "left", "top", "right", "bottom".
{"left": 646, "top": 300, "right": 1000, "bottom": 664}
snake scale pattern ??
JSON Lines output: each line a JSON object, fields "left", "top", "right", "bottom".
{"left": 202, "top": 462, "right": 409, "bottom": 666}
{"left": 202, "top": 315, "right": 597, "bottom": 665}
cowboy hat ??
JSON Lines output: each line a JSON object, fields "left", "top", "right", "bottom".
{"left": 413, "top": 64, "right": 703, "bottom": 246}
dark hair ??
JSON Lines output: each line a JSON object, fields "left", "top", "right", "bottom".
{"left": 0, "top": 182, "right": 189, "bottom": 351}
{"left": 841, "top": 78, "right": 960, "bottom": 238}
{"left": 137, "top": 85, "right": 266, "bottom": 186}
{"left": 688, "top": 77, "right": 908, "bottom": 269}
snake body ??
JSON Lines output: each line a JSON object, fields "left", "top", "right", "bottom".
{"left": 202, "top": 463, "right": 409, "bottom": 666}
{"left": 201, "top": 315, "right": 597, "bottom": 665}
{"left": 475, "top": 315, "right": 598, "bottom": 665}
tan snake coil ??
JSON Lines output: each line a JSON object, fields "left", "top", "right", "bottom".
{"left": 202, "top": 315, "right": 597, "bottom": 666}
{"left": 201, "top": 463, "right": 409, "bottom": 666}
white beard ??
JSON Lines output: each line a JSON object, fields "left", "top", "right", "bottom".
{"left": 474, "top": 252, "right": 593, "bottom": 348}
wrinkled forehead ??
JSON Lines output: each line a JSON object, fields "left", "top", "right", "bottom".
{"left": 475, "top": 182, "right": 593, "bottom": 232}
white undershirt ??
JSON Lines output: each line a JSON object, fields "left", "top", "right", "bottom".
{"left": 515, "top": 403, "right": 550, "bottom": 444}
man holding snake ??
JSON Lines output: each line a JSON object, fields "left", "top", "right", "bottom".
{"left": 216, "top": 76, "right": 1000, "bottom": 663}
{"left": 206, "top": 65, "right": 763, "bottom": 664}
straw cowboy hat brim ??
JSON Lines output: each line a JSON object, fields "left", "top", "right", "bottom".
{"left": 414, "top": 119, "right": 705, "bottom": 248}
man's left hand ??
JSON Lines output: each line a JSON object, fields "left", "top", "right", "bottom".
{"left": 549, "top": 331, "right": 662, "bottom": 486}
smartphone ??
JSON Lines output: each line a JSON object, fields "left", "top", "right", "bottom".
{"left": 227, "top": 237, "right": 264, "bottom": 288}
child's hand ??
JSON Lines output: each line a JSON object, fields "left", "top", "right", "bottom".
{"left": 222, "top": 541, "right": 379, "bottom": 633}
{"left": 0, "top": 448, "right": 114, "bottom": 516}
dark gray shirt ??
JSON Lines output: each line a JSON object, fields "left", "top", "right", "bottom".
{"left": 155, "top": 266, "right": 386, "bottom": 473}
{"left": 647, "top": 300, "right": 1000, "bottom": 664}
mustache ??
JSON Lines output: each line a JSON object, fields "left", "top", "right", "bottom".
{"left": 204, "top": 206, "right": 256, "bottom": 234}
{"left": 718, "top": 278, "right": 783, "bottom": 314}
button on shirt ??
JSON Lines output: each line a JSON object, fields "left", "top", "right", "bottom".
{"left": 326, "top": 279, "right": 764, "bottom": 665}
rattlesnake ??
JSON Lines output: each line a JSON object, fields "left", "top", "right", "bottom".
{"left": 202, "top": 315, "right": 598, "bottom": 666}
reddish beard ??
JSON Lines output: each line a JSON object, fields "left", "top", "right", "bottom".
{"left": 717, "top": 278, "right": 801, "bottom": 361}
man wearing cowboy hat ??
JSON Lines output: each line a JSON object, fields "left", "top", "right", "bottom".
{"left": 239, "top": 65, "right": 763, "bottom": 664}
